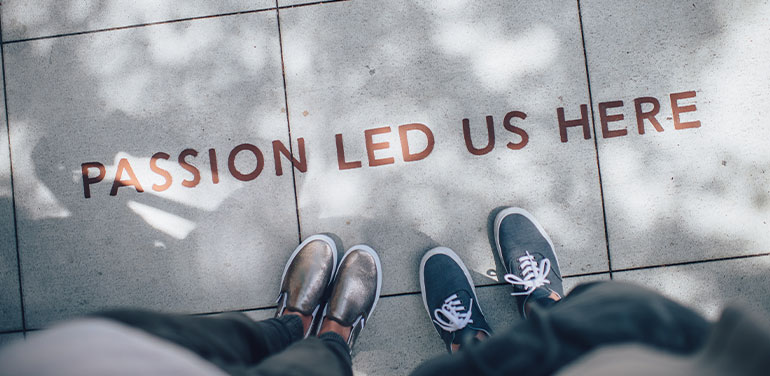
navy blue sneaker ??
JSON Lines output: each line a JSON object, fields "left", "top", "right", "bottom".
{"left": 494, "top": 207, "right": 564, "bottom": 318}
{"left": 420, "top": 247, "right": 492, "bottom": 353}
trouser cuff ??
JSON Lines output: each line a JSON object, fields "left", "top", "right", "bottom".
{"left": 276, "top": 314, "right": 305, "bottom": 343}
{"left": 319, "top": 332, "right": 352, "bottom": 366}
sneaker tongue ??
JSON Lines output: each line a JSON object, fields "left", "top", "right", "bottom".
{"left": 451, "top": 289, "right": 472, "bottom": 302}
{"left": 529, "top": 287, "right": 552, "bottom": 301}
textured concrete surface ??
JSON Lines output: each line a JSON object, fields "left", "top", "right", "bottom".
{"left": 0, "top": 49, "right": 22, "bottom": 332}
{"left": 281, "top": 0, "right": 609, "bottom": 297}
{"left": 581, "top": 0, "right": 770, "bottom": 269}
{"left": 5, "top": 11, "right": 300, "bottom": 329}
{"left": 0, "top": 0, "right": 769, "bottom": 374}
{"left": 1, "top": 1, "right": 275, "bottom": 41}
{"left": 615, "top": 256, "right": 770, "bottom": 320}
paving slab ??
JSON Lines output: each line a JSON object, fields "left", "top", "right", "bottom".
{"left": 353, "top": 273, "right": 609, "bottom": 376}
{"left": 581, "top": 1, "right": 770, "bottom": 269}
{"left": 5, "top": 11, "right": 300, "bottom": 329}
{"left": 0, "top": 49, "right": 23, "bottom": 332}
{"left": 0, "top": 332, "right": 24, "bottom": 349}
{"left": 2, "top": 0, "right": 275, "bottom": 41}
{"left": 280, "top": 0, "right": 609, "bottom": 297}
{"left": 615, "top": 256, "right": 770, "bottom": 320}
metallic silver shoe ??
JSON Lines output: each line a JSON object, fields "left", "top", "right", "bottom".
{"left": 275, "top": 234, "right": 338, "bottom": 338}
{"left": 320, "top": 245, "right": 382, "bottom": 353}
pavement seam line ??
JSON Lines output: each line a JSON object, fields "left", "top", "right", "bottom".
{"left": 23, "top": 251, "right": 769, "bottom": 329}
{"left": 204, "top": 251, "right": 770, "bottom": 314}
{"left": 277, "top": 0, "right": 352, "bottom": 10}
{"left": 2, "top": 7, "right": 278, "bottom": 44}
{"left": 577, "top": 0, "right": 613, "bottom": 279}
{"left": 0, "top": 15, "right": 27, "bottom": 333}
{"left": 611, "top": 252, "right": 770, "bottom": 274}
{"left": 2, "top": 0, "right": 353, "bottom": 45}
{"left": 275, "top": 1, "right": 303, "bottom": 243}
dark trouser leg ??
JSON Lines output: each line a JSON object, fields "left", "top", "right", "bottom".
{"left": 95, "top": 310, "right": 352, "bottom": 376}
{"left": 246, "top": 332, "right": 353, "bottom": 376}
{"left": 95, "top": 310, "right": 302, "bottom": 373}
{"left": 411, "top": 281, "right": 711, "bottom": 376}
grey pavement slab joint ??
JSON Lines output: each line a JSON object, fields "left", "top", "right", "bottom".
{"left": 1, "top": 0, "right": 354, "bottom": 44}
{"left": 275, "top": 1, "right": 304, "bottom": 244}
{"left": 278, "top": 0, "right": 351, "bottom": 9}
{"left": 2, "top": 1, "right": 278, "bottom": 42}
{"left": 2, "top": 8, "right": 278, "bottom": 45}
{"left": 0, "top": 40, "right": 24, "bottom": 332}
{"left": 615, "top": 255, "right": 770, "bottom": 320}
{"left": 189, "top": 253, "right": 770, "bottom": 315}
{"left": 610, "top": 252, "right": 770, "bottom": 274}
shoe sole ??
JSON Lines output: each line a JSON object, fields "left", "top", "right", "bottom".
{"left": 419, "top": 246, "right": 484, "bottom": 319}
{"left": 278, "top": 234, "right": 339, "bottom": 296}
{"left": 494, "top": 207, "right": 559, "bottom": 275}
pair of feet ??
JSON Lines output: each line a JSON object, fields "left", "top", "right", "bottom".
{"left": 420, "top": 207, "right": 564, "bottom": 353}
{"left": 275, "top": 235, "right": 382, "bottom": 352}
{"left": 275, "top": 208, "right": 562, "bottom": 354}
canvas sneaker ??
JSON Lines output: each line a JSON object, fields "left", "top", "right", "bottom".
{"left": 494, "top": 207, "right": 564, "bottom": 318}
{"left": 420, "top": 247, "right": 492, "bottom": 353}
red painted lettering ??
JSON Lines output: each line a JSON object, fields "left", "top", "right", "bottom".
{"left": 110, "top": 158, "right": 144, "bottom": 196}
{"left": 365, "top": 126, "right": 395, "bottom": 167}
{"left": 273, "top": 138, "right": 307, "bottom": 176}
{"left": 557, "top": 105, "right": 591, "bottom": 142}
{"left": 81, "top": 162, "right": 106, "bottom": 199}
{"left": 599, "top": 101, "right": 627, "bottom": 138}
{"left": 399, "top": 123, "right": 434, "bottom": 162}
{"left": 150, "top": 152, "right": 172, "bottom": 192}
{"left": 228, "top": 144, "right": 264, "bottom": 181}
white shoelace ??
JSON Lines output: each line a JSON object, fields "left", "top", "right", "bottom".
{"left": 504, "top": 251, "right": 551, "bottom": 296}
{"left": 433, "top": 294, "right": 473, "bottom": 332}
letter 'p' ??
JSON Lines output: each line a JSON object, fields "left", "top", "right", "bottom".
{"left": 81, "top": 162, "right": 106, "bottom": 199}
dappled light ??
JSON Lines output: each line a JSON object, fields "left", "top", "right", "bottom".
{"left": 5, "top": 123, "right": 71, "bottom": 220}
{"left": 0, "top": 1, "right": 768, "bottom": 374}
{"left": 283, "top": 0, "right": 606, "bottom": 297}
{"left": 3, "top": 7, "right": 297, "bottom": 327}
{"left": 127, "top": 200, "right": 196, "bottom": 240}
{"left": 584, "top": 0, "right": 770, "bottom": 271}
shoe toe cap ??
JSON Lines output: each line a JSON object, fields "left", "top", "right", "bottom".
{"left": 328, "top": 249, "right": 380, "bottom": 326}
{"left": 282, "top": 240, "right": 336, "bottom": 314}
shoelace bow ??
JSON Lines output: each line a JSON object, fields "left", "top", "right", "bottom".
{"left": 433, "top": 294, "right": 473, "bottom": 332}
{"left": 504, "top": 251, "right": 552, "bottom": 296}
